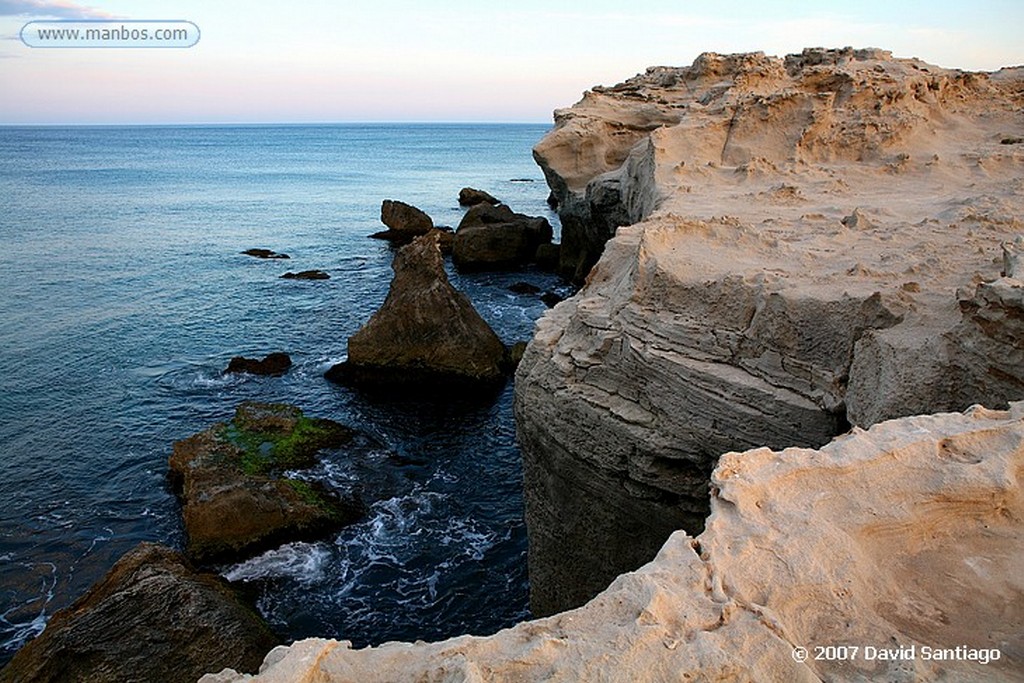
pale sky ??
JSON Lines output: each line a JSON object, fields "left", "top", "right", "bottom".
{"left": 0, "top": 0, "right": 1021, "bottom": 124}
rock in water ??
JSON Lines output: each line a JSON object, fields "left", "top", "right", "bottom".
{"left": 202, "top": 403, "right": 1024, "bottom": 683}
{"left": 370, "top": 199, "right": 434, "bottom": 242}
{"left": 325, "top": 231, "right": 506, "bottom": 393}
{"left": 0, "top": 543, "right": 277, "bottom": 683}
{"left": 280, "top": 270, "right": 330, "bottom": 280}
{"left": 452, "top": 203, "right": 553, "bottom": 271}
{"left": 458, "top": 187, "right": 500, "bottom": 206}
{"left": 168, "top": 402, "right": 363, "bottom": 563}
{"left": 242, "top": 248, "right": 290, "bottom": 259}
{"left": 224, "top": 352, "right": 292, "bottom": 376}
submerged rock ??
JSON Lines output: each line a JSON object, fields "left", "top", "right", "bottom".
{"left": 242, "top": 248, "right": 289, "bottom": 259}
{"left": 508, "top": 281, "right": 541, "bottom": 295}
{"left": 370, "top": 200, "right": 434, "bottom": 242}
{"left": 1, "top": 543, "right": 277, "bottom": 683}
{"left": 168, "top": 402, "right": 363, "bottom": 563}
{"left": 224, "top": 352, "right": 292, "bottom": 377}
{"left": 204, "top": 403, "right": 1024, "bottom": 683}
{"left": 280, "top": 270, "right": 330, "bottom": 280}
{"left": 452, "top": 203, "right": 553, "bottom": 271}
{"left": 458, "top": 187, "right": 500, "bottom": 206}
{"left": 325, "top": 231, "right": 506, "bottom": 393}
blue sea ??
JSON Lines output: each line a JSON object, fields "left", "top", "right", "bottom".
{"left": 0, "top": 123, "right": 564, "bottom": 666}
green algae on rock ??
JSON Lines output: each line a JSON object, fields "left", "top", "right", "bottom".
{"left": 168, "top": 402, "right": 363, "bottom": 564}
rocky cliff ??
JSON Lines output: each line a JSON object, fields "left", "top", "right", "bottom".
{"left": 519, "top": 47, "right": 1024, "bottom": 614}
{"left": 203, "top": 402, "right": 1024, "bottom": 682}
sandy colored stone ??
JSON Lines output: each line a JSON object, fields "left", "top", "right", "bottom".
{"left": 517, "top": 47, "right": 1024, "bottom": 614}
{"left": 203, "top": 403, "right": 1024, "bottom": 682}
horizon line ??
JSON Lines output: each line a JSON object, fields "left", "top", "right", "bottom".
{"left": 0, "top": 120, "right": 554, "bottom": 128}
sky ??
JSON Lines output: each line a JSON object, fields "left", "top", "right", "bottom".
{"left": 0, "top": 0, "right": 1021, "bottom": 124}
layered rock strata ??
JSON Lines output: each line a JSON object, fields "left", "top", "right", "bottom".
{"left": 518, "top": 48, "right": 1024, "bottom": 615}
{"left": 203, "top": 403, "right": 1024, "bottom": 682}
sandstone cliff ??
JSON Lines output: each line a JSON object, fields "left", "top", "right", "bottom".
{"left": 519, "top": 47, "right": 1024, "bottom": 614}
{"left": 203, "top": 403, "right": 1024, "bottom": 682}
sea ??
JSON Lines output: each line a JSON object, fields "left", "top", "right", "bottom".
{"left": 0, "top": 123, "right": 566, "bottom": 668}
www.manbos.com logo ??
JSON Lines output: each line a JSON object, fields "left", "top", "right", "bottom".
{"left": 21, "top": 20, "right": 200, "bottom": 48}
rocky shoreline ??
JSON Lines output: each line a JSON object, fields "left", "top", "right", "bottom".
{"left": 4, "top": 48, "right": 1022, "bottom": 683}
{"left": 205, "top": 48, "right": 1022, "bottom": 682}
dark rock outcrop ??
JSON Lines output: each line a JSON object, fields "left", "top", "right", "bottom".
{"left": 533, "top": 243, "right": 560, "bottom": 271}
{"left": 370, "top": 200, "right": 434, "bottom": 242}
{"left": 325, "top": 232, "right": 506, "bottom": 393}
{"left": 168, "top": 402, "right": 363, "bottom": 563}
{"left": 224, "top": 352, "right": 292, "bottom": 377}
{"left": 452, "top": 203, "right": 553, "bottom": 271}
{"left": 458, "top": 187, "right": 500, "bottom": 206}
{"left": 242, "top": 248, "right": 289, "bottom": 259}
{"left": 0, "top": 543, "right": 277, "bottom": 683}
{"left": 281, "top": 270, "right": 330, "bottom": 280}
{"left": 508, "top": 282, "right": 541, "bottom": 295}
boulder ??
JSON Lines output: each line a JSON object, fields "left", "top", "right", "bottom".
{"left": 168, "top": 402, "right": 363, "bottom": 563}
{"left": 0, "top": 543, "right": 277, "bottom": 683}
{"left": 280, "top": 270, "right": 330, "bottom": 280}
{"left": 242, "top": 248, "right": 289, "bottom": 259}
{"left": 370, "top": 200, "right": 434, "bottom": 242}
{"left": 458, "top": 187, "right": 500, "bottom": 206}
{"left": 533, "top": 243, "right": 560, "bottom": 271}
{"left": 224, "top": 352, "right": 291, "bottom": 377}
{"left": 325, "top": 232, "right": 506, "bottom": 393}
{"left": 452, "top": 203, "right": 553, "bottom": 271}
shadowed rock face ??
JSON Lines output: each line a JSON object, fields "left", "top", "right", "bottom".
{"left": 0, "top": 543, "right": 278, "bottom": 683}
{"left": 326, "top": 231, "right": 507, "bottom": 393}
{"left": 203, "top": 403, "right": 1024, "bottom": 683}
{"left": 168, "top": 402, "right": 363, "bottom": 563}
{"left": 452, "top": 203, "right": 553, "bottom": 271}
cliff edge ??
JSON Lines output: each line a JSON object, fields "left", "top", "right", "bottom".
{"left": 519, "top": 47, "right": 1024, "bottom": 614}
{"left": 204, "top": 403, "right": 1024, "bottom": 682}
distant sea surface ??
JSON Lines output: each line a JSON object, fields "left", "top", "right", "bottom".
{"left": 0, "top": 123, "right": 563, "bottom": 667}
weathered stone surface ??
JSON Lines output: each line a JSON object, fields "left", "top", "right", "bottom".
{"left": 168, "top": 402, "right": 362, "bottom": 563}
{"left": 280, "top": 270, "right": 329, "bottom": 280}
{"left": 517, "top": 49, "right": 1024, "bottom": 616}
{"left": 371, "top": 200, "right": 434, "bottom": 242}
{"left": 325, "top": 231, "right": 507, "bottom": 392}
{"left": 452, "top": 203, "right": 553, "bottom": 271}
{"left": 224, "top": 352, "right": 292, "bottom": 377}
{"left": 204, "top": 403, "right": 1024, "bottom": 682}
{"left": 458, "top": 187, "right": 500, "bottom": 206}
{"left": 1, "top": 543, "right": 277, "bottom": 683}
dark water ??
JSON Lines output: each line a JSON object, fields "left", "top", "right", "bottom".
{"left": 0, "top": 124, "right": 564, "bottom": 666}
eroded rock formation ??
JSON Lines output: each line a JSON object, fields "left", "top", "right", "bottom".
{"left": 326, "top": 231, "right": 507, "bottom": 392}
{"left": 370, "top": 199, "right": 434, "bottom": 242}
{"left": 519, "top": 47, "right": 1024, "bottom": 614}
{"left": 0, "top": 543, "right": 277, "bottom": 683}
{"left": 203, "top": 403, "right": 1024, "bottom": 682}
{"left": 452, "top": 202, "right": 554, "bottom": 271}
{"left": 169, "top": 402, "right": 362, "bottom": 563}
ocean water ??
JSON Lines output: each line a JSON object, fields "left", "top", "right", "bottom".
{"left": 0, "top": 123, "right": 565, "bottom": 666}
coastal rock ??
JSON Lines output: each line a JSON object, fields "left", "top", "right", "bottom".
{"left": 518, "top": 49, "right": 1024, "bottom": 614}
{"left": 1, "top": 543, "right": 277, "bottom": 683}
{"left": 224, "top": 352, "right": 292, "bottom": 377}
{"left": 280, "top": 270, "right": 329, "bottom": 280}
{"left": 534, "top": 242, "right": 560, "bottom": 271}
{"left": 203, "top": 403, "right": 1024, "bottom": 682}
{"left": 458, "top": 187, "right": 500, "bottom": 206}
{"left": 452, "top": 203, "right": 554, "bottom": 270}
{"left": 168, "top": 402, "right": 363, "bottom": 563}
{"left": 325, "top": 231, "right": 506, "bottom": 392}
{"left": 370, "top": 200, "right": 434, "bottom": 242}
{"left": 508, "top": 282, "right": 541, "bottom": 295}
{"left": 242, "top": 248, "right": 289, "bottom": 259}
